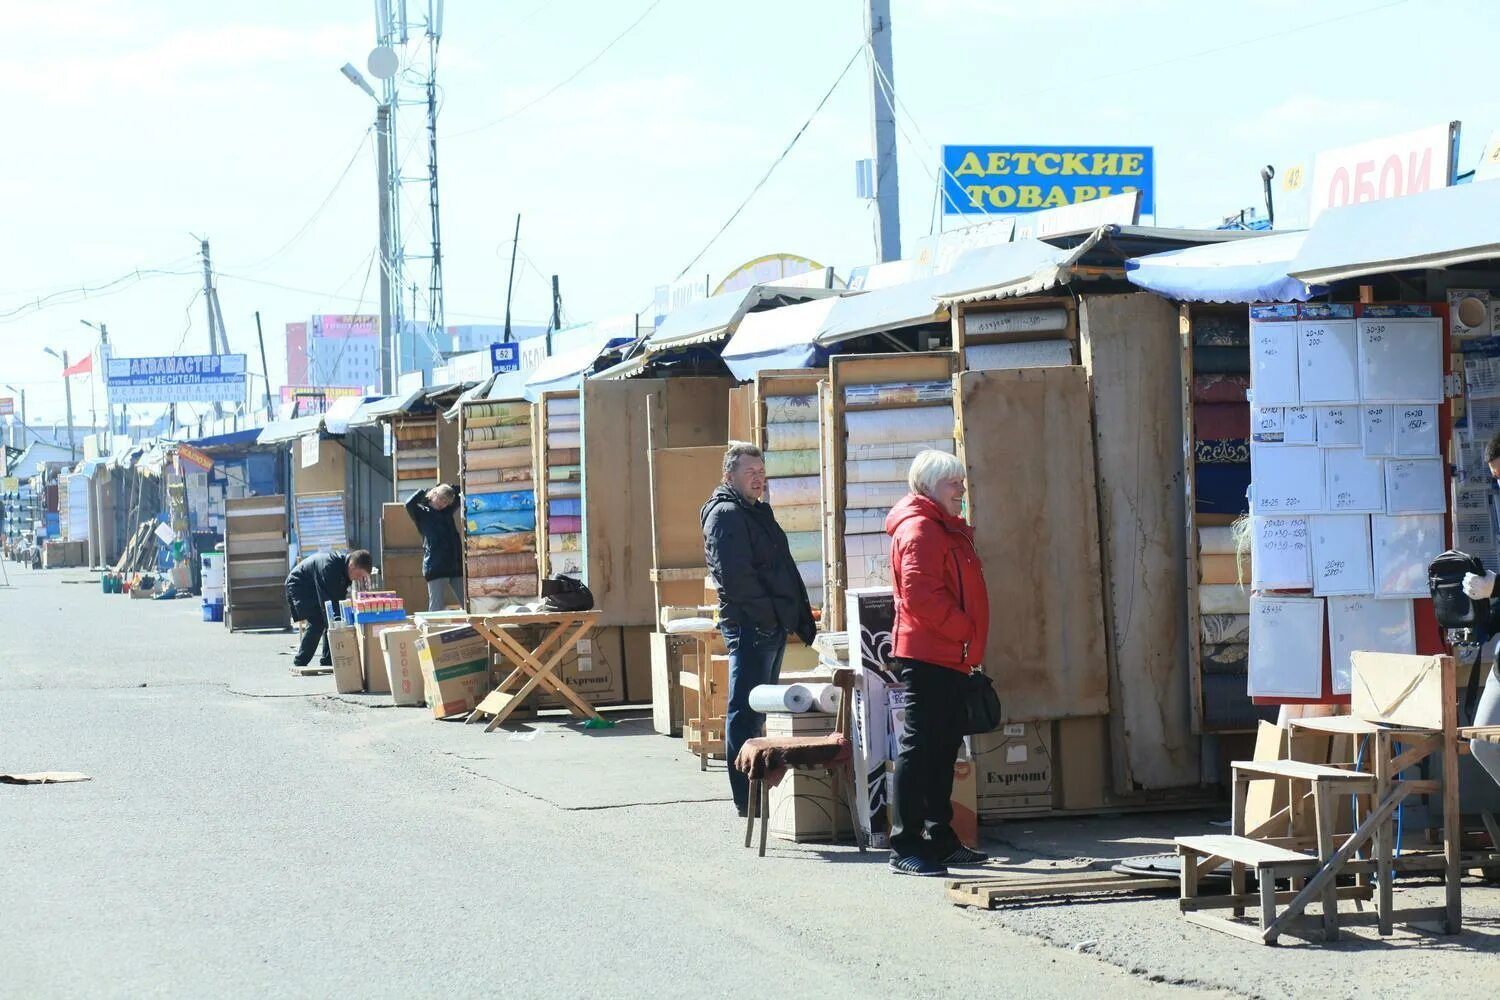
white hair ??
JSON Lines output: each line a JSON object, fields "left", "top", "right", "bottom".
{"left": 908, "top": 449, "right": 965, "bottom": 498}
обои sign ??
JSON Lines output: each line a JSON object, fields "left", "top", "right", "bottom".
{"left": 942, "top": 144, "right": 1154, "bottom": 215}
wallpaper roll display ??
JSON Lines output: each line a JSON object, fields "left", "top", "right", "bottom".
{"left": 468, "top": 532, "right": 538, "bottom": 554}
{"left": 548, "top": 549, "right": 584, "bottom": 576}
{"left": 463, "top": 425, "right": 530, "bottom": 446}
{"left": 797, "top": 560, "right": 824, "bottom": 589}
{"left": 765, "top": 450, "right": 820, "bottom": 478}
{"left": 1198, "top": 526, "right": 1238, "bottom": 555}
{"left": 465, "top": 508, "right": 538, "bottom": 535}
{"left": 845, "top": 406, "right": 955, "bottom": 446}
{"left": 546, "top": 481, "right": 582, "bottom": 499}
{"left": 766, "top": 421, "right": 820, "bottom": 452}
{"left": 767, "top": 476, "right": 820, "bottom": 507}
{"left": 764, "top": 394, "right": 818, "bottom": 422}
{"left": 547, "top": 413, "right": 581, "bottom": 432}
{"left": 846, "top": 438, "right": 954, "bottom": 462}
{"left": 547, "top": 396, "right": 581, "bottom": 416}
{"left": 394, "top": 423, "right": 436, "bottom": 441}
{"left": 785, "top": 531, "right": 821, "bottom": 564}
{"left": 550, "top": 532, "right": 581, "bottom": 552}
{"left": 775, "top": 504, "right": 820, "bottom": 533}
{"left": 466, "top": 490, "right": 536, "bottom": 514}
{"left": 547, "top": 431, "right": 580, "bottom": 450}
{"left": 1200, "top": 613, "right": 1251, "bottom": 645}
{"left": 396, "top": 447, "right": 438, "bottom": 462}
{"left": 465, "top": 445, "right": 533, "bottom": 471}
{"left": 549, "top": 515, "right": 582, "bottom": 534}
{"left": 468, "top": 551, "right": 539, "bottom": 578}
{"left": 846, "top": 458, "right": 919, "bottom": 484}
{"left": 844, "top": 380, "right": 952, "bottom": 406}
{"left": 549, "top": 448, "right": 581, "bottom": 466}
{"left": 1192, "top": 374, "right": 1251, "bottom": 404}
{"left": 844, "top": 481, "right": 908, "bottom": 510}
{"left": 466, "top": 574, "right": 536, "bottom": 598}
{"left": 548, "top": 497, "right": 583, "bottom": 518}
{"left": 549, "top": 464, "right": 582, "bottom": 482}
{"left": 844, "top": 508, "right": 890, "bottom": 535}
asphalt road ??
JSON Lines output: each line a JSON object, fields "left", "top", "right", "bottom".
{"left": 3, "top": 567, "right": 1497, "bottom": 998}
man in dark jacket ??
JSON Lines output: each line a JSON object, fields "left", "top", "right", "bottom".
{"left": 701, "top": 441, "right": 815, "bottom": 816}
{"left": 285, "top": 548, "right": 373, "bottom": 666}
{"left": 405, "top": 483, "right": 463, "bottom": 610}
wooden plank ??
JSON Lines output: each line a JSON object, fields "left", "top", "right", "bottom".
{"left": 645, "top": 409, "right": 722, "bottom": 618}
{"left": 727, "top": 384, "right": 755, "bottom": 443}
{"left": 1080, "top": 293, "right": 1198, "bottom": 791}
{"left": 1180, "top": 306, "right": 1206, "bottom": 737}
{"left": 656, "top": 378, "right": 734, "bottom": 449}
{"left": 1233, "top": 759, "right": 1372, "bottom": 783}
{"left": 1350, "top": 652, "right": 1450, "bottom": 730}
{"left": 583, "top": 379, "right": 661, "bottom": 627}
{"left": 960, "top": 367, "right": 1110, "bottom": 720}
{"left": 1176, "top": 834, "right": 1316, "bottom": 867}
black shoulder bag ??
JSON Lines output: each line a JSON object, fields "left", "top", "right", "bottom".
{"left": 953, "top": 547, "right": 1002, "bottom": 735}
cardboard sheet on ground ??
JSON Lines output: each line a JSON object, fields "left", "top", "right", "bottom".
{"left": 1248, "top": 595, "right": 1325, "bottom": 699}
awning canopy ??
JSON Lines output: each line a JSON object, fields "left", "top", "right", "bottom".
{"left": 257, "top": 412, "right": 324, "bottom": 445}
{"left": 185, "top": 427, "right": 265, "bottom": 450}
{"left": 819, "top": 273, "right": 950, "bottom": 342}
{"left": 1289, "top": 181, "right": 1500, "bottom": 285}
{"left": 1126, "top": 230, "right": 1319, "bottom": 303}
{"left": 323, "top": 395, "right": 382, "bottom": 435}
{"left": 647, "top": 284, "right": 839, "bottom": 354}
{"left": 522, "top": 324, "right": 636, "bottom": 401}
{"left": 937, "top": 230, "right": 1105, "bottom": 305}
{"left": 719, "top": 297, "right": 841, "bottom": 381}
{"left": 348, "top": 387, "right": 425, "bottom": 426}
{"left": 590, "top": 351, "right": 652, "bottom": 381}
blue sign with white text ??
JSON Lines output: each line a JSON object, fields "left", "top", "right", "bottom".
{"left": 942, "top": 145, "right": 1155, "bottom": 215}
{"left": 490, "top": 342, "right": 520, "bottom": 373}
{"left": 106, "top": 353, "right": 248, "bottom": 403}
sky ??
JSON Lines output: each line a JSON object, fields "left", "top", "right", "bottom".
{"left": 3, "top": 0, "right": 1499, "bottom": 426}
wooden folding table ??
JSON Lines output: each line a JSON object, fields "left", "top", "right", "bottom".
{"left": 464, "top": 610, "right": 603, "bottom": 731}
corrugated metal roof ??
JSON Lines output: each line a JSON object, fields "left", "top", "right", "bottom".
{"left": 647, "top": 285, "right": 839, "bottom": 353}
{"left": 936, "top": 230, "right": 1104, "bottom": 305}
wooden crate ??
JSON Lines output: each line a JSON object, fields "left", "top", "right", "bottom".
{"left": 224, "top": 495, "right": 289, "bottom": 632}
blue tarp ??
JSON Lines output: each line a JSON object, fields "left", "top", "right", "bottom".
{"left": 1126, "top": 231, "right": 1318, "bottom": 304}
{"left": 187, "top": 428, "right": 264, "bottom": 449}
{"left": 1289, "top": 181, "right": 1500, "bottom": 285}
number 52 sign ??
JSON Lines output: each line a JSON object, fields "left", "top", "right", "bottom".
{"left": 1310, "top": 122, "right": 1459, "bottom": 221}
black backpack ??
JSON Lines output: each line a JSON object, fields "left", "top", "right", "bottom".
{"left": 540, "top": 574, "right": 594, "bottom": 614}
{"left": 1428, "top": 549, "right": 1489, "bottom": 630}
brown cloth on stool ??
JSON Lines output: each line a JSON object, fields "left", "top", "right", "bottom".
{"left": 733, "top": 733, "right": 852, "bottom": 790}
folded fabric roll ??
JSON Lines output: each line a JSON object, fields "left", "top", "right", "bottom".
{"left": 1198, "top": 552, "right": 1245, "bottom": 585}
{"left": 1192, "top": 374, "right": 1251, "bottom": 404}
{"left": 549, "top": 497, "right": 582, "bottom": 518}
{"left": 845, "top": 406, "right": 954, "bottom": 446}
{"left": 466, "top": 509, "right": 538, "bottom": 534}
{"left": 546, "top": 395, "right": 581, "bottom": 416}
{"left": 465, "top": 445, "right": 532, "bottom": 471}
{"left": 549, "top": 448, "right": 581, "bottom": 466}
{"left": 845, "top": 481, "right": 907, "bottom": 509}
{"left": 764, "top": 449, "right": 820, "bottom": 478}
{"left": 845, "top": 508, "right": 889, "bottom": 535}
{"left": 766, "top": 421, "right": 820, "bottom": 451}
{"left": 550, "top": 515, "right": 582, "bottom": 534}
{"left": 1191, "top": 313, "right": 1250, "bottom": 347}
{"left": 546, "top": 414, "right": 581, "bottom": 432}
{"left": 547, "top": 431, "right": 580, "bottom": 450}
{"left": 846, "top": 439, "right": 953, "bottom": 464}
{"left": 1195, "top": 463, "right": 1250, "bottom": 515}
{"left": 1192, "top": 346, "right": 1249, "bottom": 375}
{"left": 466, "top": 490, "right": 536, "bottom": 514}
{"left": 465, "top": 400, "right": 531, "bottom": 422}
{"left": 548, "top": 464, "right": 582, "bottom": 482}
{"left": 846, "top": 458, "right": 919, "bottom": 484}
{"left": 466, "top": 574, "right": 536, "bottom": 598}
{"left": 775, "top": 504, "right": 820, "bottom": 533}
{"left": 469, "top": 551, "right": 538, "bottom": 578}
{"left": 548, "top": 549, "right": 584, "bottom": 576}
{"left": 1197, "top": 583, "right": 1249, "bottom": 615}
{"left": 1193, "top": 403, "right": 1250, "bottom": 441}
{"left": 464, "top": 466, "right": 533, "bottom": 492}
{"left": 767, "top": 476, "right": 820, "bottom": 507}
{"left": 464, "top": 425, "right": 530, "bottom": 447}
{"left": 764, "top": 394, "right": 818, "bottom": 422}
{"left": 1198, "top": 526, "right": 1238, "bottom": 555}
{"left": 1201, "top": 642, "right": 1249, "bottom": 674}
{"left": 467, "top": 532, "right": 537, "bottom": 554}
{"left": 1200, "top": 613, "right": 1250, "bottom": 645}
{"left": 549, "top": 532, "right": 581, "bottom": 552}
{"left": 1195, "top": 439, "right": 1250, "bottom": 464}
{"left": 785, "top": 531, "right": 821, "bottom": 564}
{"left": 546, "top": 481, "right": 582, "bottom": 499}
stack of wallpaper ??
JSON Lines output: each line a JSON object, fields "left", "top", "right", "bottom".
{"left": 762, "top": 393, "right": 824, "bottom": 607}
{"left": 544, "top": 395, "right": 583, "bottom": 577}
{"left": 841, "top": 380, "right": 956, "bottom": 591}
{"left": 461, "top": 400, "right": 538, "bottom": 612}
{"left": 394, "top": 420, "right": 439, "bottom": 491}
{"left": 1191, "top": 311, "right": 1251, "bottom": 515}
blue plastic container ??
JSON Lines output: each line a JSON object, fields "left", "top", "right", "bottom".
{"left": 352, "top": 609, "right": 406, "bottom": 624}
{"left": 201, "top": 600, "right": 225, "bottom": 623}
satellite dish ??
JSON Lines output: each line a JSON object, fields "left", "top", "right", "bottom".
{"left": 367, "top": 46, "right": 399, "bottom": 80}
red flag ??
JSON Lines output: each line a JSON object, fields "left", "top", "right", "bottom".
{"left": 63, "top": 354, "right": 93, "bottom": 377}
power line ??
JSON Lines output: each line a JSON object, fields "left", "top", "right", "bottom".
{"left": 0, "top": 263, "right": 200, "bottom": 324}
{"left": 672, "top": 42, "right": 864, "bottom": 282}
{"left": 444, "top": 0, "right": 666, "bottom": 140}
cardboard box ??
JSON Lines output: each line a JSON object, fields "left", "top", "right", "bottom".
{"left": 846, "top": 587, "right": 897, "bottom": 675}
{"left": 849, "top": 667, "right": 896, "bottom": 848}
{"left": 357, "top": 620, "right": 409, "bottom": 694}
{"left": 501, "top": 625, "right": 628, "bottom": 709}
{"left": 379, "top": 625, "right": 427, "bottom": 707}
{"left": 1056, "top": 716, "right": 1109, "bottom": 811}
{"left": 415, "top": 626, "right": 492, "bottom": 720}
{"left": 327, "top": 624, "right": 363, "bottom": 694}
{"left": 768, "top": 769, "right": 853, "bottom": 843}
{"left": 765, "top": 712, "right": 837, "bottom": 737}
{"left": 972, "top": 722, "right": 1056, "bottom": 817}
{"left": 881, "top": 753, "right": 979, "bottom": 849}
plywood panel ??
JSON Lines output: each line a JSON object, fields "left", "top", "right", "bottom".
{"left": 583, "top": 379, "right": 662, "bottom": 627}
{"left": 1080, "top": 293, "right": 1200, "bottom": 791}
{"left": 648, "top": 444, "right": 723, "bottom": 614}
{"left": 728, "top": 385, "right": 755, "bottom": 444}
{"left": 293, "top": 442, "right": 346, "bottom": 496}
{"left": 436, "top": 410, "right": 461, "bottom": 485}
{"left": 959, "top": 367, "right": 1109, "bottom": 720}
{"left": 656, "top": 378, "right": 733, "bottom": 449}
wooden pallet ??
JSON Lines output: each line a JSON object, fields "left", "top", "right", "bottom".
{"left": 947, "top": 869, "right": 1179, "bottom": 909}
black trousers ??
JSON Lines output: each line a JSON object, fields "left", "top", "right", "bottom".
{"left": 889, "top": 659, "right": 968, "bottom": 860}
{"left": 286, "top": 584, "right": 332, "bottom": 666}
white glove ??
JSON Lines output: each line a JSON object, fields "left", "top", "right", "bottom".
{"left": 1462, "top": 570, "right": 1497, "bottom": 600}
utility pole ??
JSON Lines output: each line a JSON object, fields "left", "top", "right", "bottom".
{"left": 200, "top": 239, "right": 220, "bottom": 354}
{"left": 547, "top": 275, "right": 562, "bottom": 356}
{"left": 503, "top": 214, "right": 521, "bottom": 343}
{"left": 60, "top": 351, "right": 76, "bottom": 461}
{"left": 376, "top": 103, "right": 395, "bottom": 392}
{"left": 866, "top": 0, "right": 902, "bottom": 262}
{"left": 254, "top": 311, "right": 275, "bottom": 417}
{"left": 423, "top": 3, "right": 446, "bottom": 339}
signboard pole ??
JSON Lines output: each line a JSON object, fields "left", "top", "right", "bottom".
{"left": 865, "top": 0, "right": 902, "bottom": 262}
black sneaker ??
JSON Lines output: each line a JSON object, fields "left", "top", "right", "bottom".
{"left": 937, "top": 844, "right": 989, "bottom": 866}
{"left": 889, "top": 855, "right": 949, "bottom": 878}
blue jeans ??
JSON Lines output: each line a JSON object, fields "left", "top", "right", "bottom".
{"left": 723, "top": 623, "right": 786, "bottom": 811}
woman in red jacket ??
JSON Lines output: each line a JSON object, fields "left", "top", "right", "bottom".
{"left": 885, "top": 449, "right": 991, "bottom": 877}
